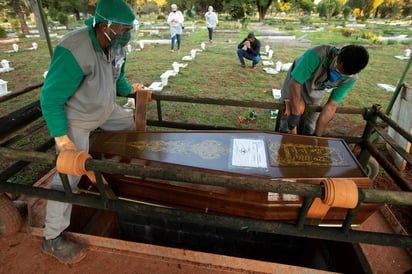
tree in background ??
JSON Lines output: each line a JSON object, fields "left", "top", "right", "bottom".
{"left": 256, "top": 0, "right": 274, "bottom": 21}
{"left": 7, "top": 0, "right": 30, "bottom": 36}
{"left": 375, "top": 0, "right": 412, "bottom": 19}
{"left": 29, "top": 0, "right": 45, "bottom": 37}
{"left": 342, "top": 4, "right": 352, "bottom": 21}
{"left": 346, "top": 0, "right": 383, "bottom": 19}
{"left": 223, "top": 0, "right": 255, "bottom": 28}
{"left": 376, "top": 0, "right": 401, "bottom": 18}
{"left": 293, "top": 0, "right": 316, "bottom": 15}
{"left": 42, "top": 0, "right": 90, "bottom": 21}
{"left": 317, "top": 0, "right": 340, "bottom": 20}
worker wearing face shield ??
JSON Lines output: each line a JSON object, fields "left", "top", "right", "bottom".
{"left": 40, "top": 0, "right": 144, "bottom": 264}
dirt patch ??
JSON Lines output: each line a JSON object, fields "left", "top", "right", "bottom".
{"left": 374, "top": 173, "right": 412, "bottom": 235}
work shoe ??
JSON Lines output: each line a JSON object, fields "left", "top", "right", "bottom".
{"left": 42, "top": 234, "right": 86, "bottom": 264}
{"left": 240, "top": 64, "right": 246, "bottom": 68}
{"left": 251, "top": 65, "right": 257, "bottom": 69}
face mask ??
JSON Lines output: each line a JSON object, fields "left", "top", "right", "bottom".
{"left": 328, "top": 56, "right": 343, "bottom": 82}
{"left": 104, "top": 26, "right": 131, "bottom": 49}
{"left": 329, "top": 68, "right": 342, "bottom": 82}
{"left": 112, "top": 32, "right": 131, "bottom": 49}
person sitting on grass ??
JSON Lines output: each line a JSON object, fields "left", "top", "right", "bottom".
{"left": 237, "top": 32, "right": 261, "bottom": 69}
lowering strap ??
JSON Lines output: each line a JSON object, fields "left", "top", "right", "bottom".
{"left": 307, "top": 178, "right": 359, "bottom": 220}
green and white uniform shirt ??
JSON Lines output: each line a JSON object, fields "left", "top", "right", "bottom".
{"left": 281, "top": 45, "right": 358, "bottom": 105}
{"left": 40, "top": 26, "right": 132, "bottom": 137}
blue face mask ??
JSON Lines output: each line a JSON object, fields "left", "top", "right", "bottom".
{"left": 329, "top": 68, "right": 342, "bottom": 82}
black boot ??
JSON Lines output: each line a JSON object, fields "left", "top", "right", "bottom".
{"left": 42, "top": 234, "right": 86, "bottom": 264}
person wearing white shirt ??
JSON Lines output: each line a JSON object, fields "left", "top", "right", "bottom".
{"left": 205, "top": 6, "right": 218, "bottom": 43}
{"left": 167, "top": 4, "right": 184, "bottom": 52}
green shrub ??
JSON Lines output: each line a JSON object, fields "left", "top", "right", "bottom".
{"left": 57, "top": 12, "right": 68, "bottom": 27}
{"left": 386, "top": 39, "right": 399, "bottom": 45}
{"left": 157, "top": 15, "right": 166, "bottom": 20}
{"left": 0, "top": 26, "right": 6, "bottom": 38}
{"left": 361, "top": 31, "right": 375, "bottom": 40}
{"left": 400, "top": 39, "right": 412, "bottom": 45}
{"left": 299, "top": 16, "right": 311, "bottom": 25}
{"left": 240, "top": 17, "right": 250, "bottom": 29}
{"left": 10, "top": 19, "right": 20, "bottom": 34}
{"left": 285, "top": 24, "right": 295, "bottom": 31}
{"left": 371, "top": 36, "right": 383, "bottom": 45}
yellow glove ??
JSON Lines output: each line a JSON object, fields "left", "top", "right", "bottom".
{"left": 54, "top": 135, "right": 77, "bottom": 152}
{"left": 130, "top": 83, "right": 145, "bottom": 94}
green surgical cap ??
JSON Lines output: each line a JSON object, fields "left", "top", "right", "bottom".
{"left": 85, "top": 0, "right": 135, "bottom": 27}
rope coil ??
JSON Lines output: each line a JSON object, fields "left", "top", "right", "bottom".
{"left": 322, "top": 178, "right": 358, "bottom": 208}
{"left": 307, "top": 178, "right": 359, "bottom": 220}
{"left": 56, "top": 150, "right": 92, "bottom": 176}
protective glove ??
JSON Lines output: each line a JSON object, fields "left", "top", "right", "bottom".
{"left": 130, "top": 83, "right": 146, "bottom": 94}
{"left": 287, "top": 114, "right": 300, "bottom": 130}
{"left": 54, "top": 135, "right": 77, "bottom": 152}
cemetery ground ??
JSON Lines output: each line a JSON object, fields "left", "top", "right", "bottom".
{"left": 0, "top": 21, "right": 411, "bottom": 237}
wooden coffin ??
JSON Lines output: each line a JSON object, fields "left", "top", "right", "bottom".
{"left": 81, "top": 130, "right": 379, "bottom": 225}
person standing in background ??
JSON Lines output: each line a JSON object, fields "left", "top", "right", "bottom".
{"left": 167, "top": 4, "right": 184, "bottom": 52}
{"left": 205, "top": 6, "right": 218, "bottom": 43}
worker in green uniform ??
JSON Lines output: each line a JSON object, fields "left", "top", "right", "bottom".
{"left": 278, "top": 44, "right": 369, "bottom": 136}
{"left": 40, "top": 0, "right": 144, "bottom": 264}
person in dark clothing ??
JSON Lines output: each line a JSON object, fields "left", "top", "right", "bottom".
{"left": 237, "top": 32, "right": 261, "bottom": 69}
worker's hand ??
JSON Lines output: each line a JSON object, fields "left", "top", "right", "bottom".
{"left": 130, "top": 83, "right": 145, "bottom": 94}
{"left": 244, "top": 40, "right": 250, "bottom": 48}
{"left": 287, "top": 114, "right": 300, "bottom": 130}
{"left": 54, "top": 135, "right": 77, "bottom": 152}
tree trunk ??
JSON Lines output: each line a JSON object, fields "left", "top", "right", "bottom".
{"left": 75, "top": 10, "right": 81, "bottom": 21}
{"left": 256, "top": 0, "right": 273, "bottom": 22}
{"left": 11, "top": 0, "right": 29, "bottom": 36}
{"left": 30, "top": 0, "right": 45, "bottom": 37}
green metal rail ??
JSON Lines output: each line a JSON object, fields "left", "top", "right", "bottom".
{"left": 0, "top": 146, "right": 412, "bottom": 248}
{"left": 0, "top": 85, "right": 411, "bottom": 249}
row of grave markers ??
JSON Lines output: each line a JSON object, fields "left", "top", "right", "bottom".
{"left": 0, "top": 42, "right": 40, "bottom": 96}
{"left": 124, "top": 41, "right": 207, "bottom": 108}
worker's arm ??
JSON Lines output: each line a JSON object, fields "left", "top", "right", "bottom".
{"left": 315, "top": 77, "right": 356, "bottom": 136}
{"left": 289, "top": 78, "right": 303, "bottom": 115}
{"left": 315, "top": 97, "right": 338, "bottom": 136}
{"left": 40, "top": 45, "right": 84, "bottom": 137}
{"left": 286, "top": 78, "right": 303, "bottom": 130}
